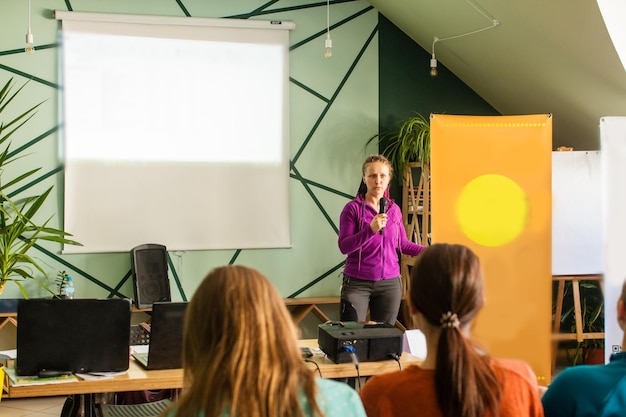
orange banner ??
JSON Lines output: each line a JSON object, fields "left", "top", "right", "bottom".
{"left": 430, "top": 114, "right": 552, "bottom": 384}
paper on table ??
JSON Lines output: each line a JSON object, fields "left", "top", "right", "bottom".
{"left": 76, "top": 371, "right": 127, "bottom": 380}
{"left": 131, "top": 345, "right": 149, "bottom": 354}
{"left": 4, "top": 367, "right": 78, "bottom": 386}
{"left": 403, "top": 329, "right": 427, "bottom": 359}
{"left": 0, "top": 349, "right": 17, "bottom": 359}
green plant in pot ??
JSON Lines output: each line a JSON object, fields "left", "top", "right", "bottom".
{"left": 0, "top": 78, "right": 82, "bottom": 297}
{"left": 557, "top": 280, "right": 605, "bottom": 365}
{"left": 369, "top": 112, "right": 431, "bottom": 182}
{"left": 572, "top": 280, "right": 605, "bottom": 365}
{"left": 55, "top": 270, "right": 70, "bottom": 298}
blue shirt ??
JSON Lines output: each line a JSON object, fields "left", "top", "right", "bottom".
{"left": 542, "top": 351, "right": 626, "bottom": 417}
{"left": 166, "top": 377, "right": 366, "bottom": 417}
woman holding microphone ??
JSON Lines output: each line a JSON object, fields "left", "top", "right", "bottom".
{"left": 338, "top": 154, "right": 425, "bottom": 325}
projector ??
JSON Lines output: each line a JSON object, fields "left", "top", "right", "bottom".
{"left": 318, "top": 321, "right": 404, "bottom": 364}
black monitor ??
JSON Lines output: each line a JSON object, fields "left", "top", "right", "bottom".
{"left": 16, "top": 298, "right": 132, "bottom": 376}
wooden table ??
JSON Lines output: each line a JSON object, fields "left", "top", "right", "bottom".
{"left": 301, "top": 339, "right": 421, "bottom": 379}
{"left": 3, "top": 339, "right": 421, "bottom": 416}
{"left": 4, "top": 361, "right": 182, "bottom": 399}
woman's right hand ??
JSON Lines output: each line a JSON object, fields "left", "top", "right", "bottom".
{"left": 370, "top": 213, "right": 387, "bottom": 233}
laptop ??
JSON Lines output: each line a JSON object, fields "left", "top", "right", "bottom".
{"left": 132, "top": 302, "right": 187, "bottom": 370}
{"left": 16, "top": 298, "right": 132, "bottom": 376}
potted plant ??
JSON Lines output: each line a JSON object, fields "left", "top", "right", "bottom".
{"left": 369, "top": 112, "right": 431, "bottom": 182}
{"left": 571, "top": 280, "right": 605, "bottom": 365}
{"left": 0, "top": 78, "right": 82, "bottom": 297}
{"left": 55, "top": 270, "right": 70, "bottom": 299}
{"left": 555, "top": 280, "right": 605, "bottom": 365}
{"left": 368, "top": 113, "right": 432, "bottom": 327}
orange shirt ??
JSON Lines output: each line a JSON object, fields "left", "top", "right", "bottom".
{"left": 360, "top": 358, "right": 544, "bottom": 417}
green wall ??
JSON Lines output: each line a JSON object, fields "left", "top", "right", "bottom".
{"left": 378, "top": 14, "right": 499, "bottom": 133}
{"left": 0, "top": 2, "right": 502, "bottom": 336}
{"left": 0, "top": 1, "right": 377, "bottom": 315}
{"left": 378, "top": 14, "right": 499, "bottom": 201}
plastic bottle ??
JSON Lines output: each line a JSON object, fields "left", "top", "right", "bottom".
{"left": 64, "top": 276, "right": 75, "bottom": 299}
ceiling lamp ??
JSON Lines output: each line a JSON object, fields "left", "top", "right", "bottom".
{"left": 25, "top": 0, "right": 35, "bottom": 54}
{"left": 324, "top": 0, "right": 332, "bottom": 58}
{"left": 429, "top": 0, "right": 499, "bottom": 76}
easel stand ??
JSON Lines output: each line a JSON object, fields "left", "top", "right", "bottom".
{"left": 551, "top": 274, "right": 604, "bottom": 374}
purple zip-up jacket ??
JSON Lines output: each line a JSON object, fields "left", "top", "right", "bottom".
{"left": 338, "top": 195, "right": 425, "bottom": 281}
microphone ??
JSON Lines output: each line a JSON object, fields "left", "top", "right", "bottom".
{"left": 379, "top": 197, "right": 388, "bottom": 235}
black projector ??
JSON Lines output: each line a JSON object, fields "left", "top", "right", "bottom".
{"left": 318, "top": 321, "right": 404, "bottom": 363}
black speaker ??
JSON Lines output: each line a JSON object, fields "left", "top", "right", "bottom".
{"left": 131, "top": 244, "right": 171, "bottom": 309}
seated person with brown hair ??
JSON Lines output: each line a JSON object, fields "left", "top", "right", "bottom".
{"left": 359, "top": 243, "right": 544, "bottom": 417}
{"left": 165, "top": 265, "right": 367, "bottom": 417}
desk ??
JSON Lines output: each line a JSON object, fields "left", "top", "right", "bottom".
{"left": 5, "top": 339, "right": 420, "bottom": 397}
{"left": 4, "top": 361, "right": 182, "bottom": 399}
{"left": 4, "top": 340, "right": 421, "bottom": 417}
{"left": 4, "top": 360, "right": 182, "bottom": 417}
{"left": 300, "top": 339, "right": 421, "bottom": 379}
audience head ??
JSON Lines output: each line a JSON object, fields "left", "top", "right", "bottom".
{"left": 175, "top": 265, "right": 320, "bottom": 417}
{"left": 409, "top": 243, "right": 484, "bottom": 331}
{"left": 409, "top": 243, "right": 500, "bottom": 417}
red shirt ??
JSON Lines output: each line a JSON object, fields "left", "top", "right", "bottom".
{"left": 360, "top": 358, "right": 544, "bottom": 417}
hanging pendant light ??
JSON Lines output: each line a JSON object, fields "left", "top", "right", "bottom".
{"left": 25, "top": 0, "right": 35, "bottom": 54}
{"left": 324, "top": 0, "right": 332, "bottom": 58}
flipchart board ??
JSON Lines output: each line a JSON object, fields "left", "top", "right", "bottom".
{"left": 430, "top": 114, "right": 552, "bottom": 384}
{"left": 601, "top": 117, "right": 626, "bottom": 361}
{"left": 552, "top": 151, "right": 602, "bottom": 275}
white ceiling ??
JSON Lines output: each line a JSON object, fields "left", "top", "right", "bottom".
{"left": 366, "top": 0, "right": 626, "bottom": 150}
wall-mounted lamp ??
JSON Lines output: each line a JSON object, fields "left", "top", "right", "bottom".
{"left": 25, "top": 0, "right": 35, "bottom": 54}
{"left": 324, "top": 0, "right": 332, "bottom": 58}
{"left": 428, "top": 0, "right": 499, "bottom": 76}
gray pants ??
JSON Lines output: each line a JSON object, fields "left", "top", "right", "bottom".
{"left": 340, "top": 274, "right": 402, "bottom": 325}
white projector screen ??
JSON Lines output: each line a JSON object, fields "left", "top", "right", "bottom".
{"left": 55, "top": 12, "right": 293, "bottom": 253}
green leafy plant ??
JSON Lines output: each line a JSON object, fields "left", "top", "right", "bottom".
{"left": 368, "top": 112, "right": 431, "bottom": 182}
{"left": 0, "top": 78, "right": 82, "bottom": 297}
{"left": 55, "top": 270, "right": 69, "bottom": 298}
{"left": 571, "top": 281, "right": 604, "bottom": 365}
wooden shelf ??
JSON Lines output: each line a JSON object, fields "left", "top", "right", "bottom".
{"left": 284, "top": 296, "right": 339, "bottom": 324}
{"left": 400, "top": 162, "right": 431, "bottom": 298}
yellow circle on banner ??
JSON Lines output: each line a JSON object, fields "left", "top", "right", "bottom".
{"left": 456, "top": 174, "right": 528, "bottom": 247}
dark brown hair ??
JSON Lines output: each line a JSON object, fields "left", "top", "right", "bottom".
{"left": 410, "top": 243, "right": 501, "bottom": 417}
{"left": 173, "top": 265, "right": 323, "bottom": 417}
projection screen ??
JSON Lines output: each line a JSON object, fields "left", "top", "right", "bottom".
{"left": 55, "top": 12, "right": 294, "bottom": 253}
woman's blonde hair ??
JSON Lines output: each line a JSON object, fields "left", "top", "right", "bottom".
{"left": 172, "top": 265, "right": 322, "bottom": 417}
